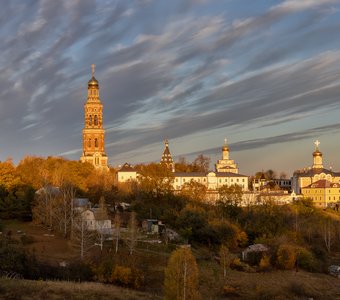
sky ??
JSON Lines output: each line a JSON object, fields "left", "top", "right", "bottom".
{"left": 1, "top": 0, "right": 340, "bottom": 176}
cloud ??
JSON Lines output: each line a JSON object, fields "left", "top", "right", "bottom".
{"left": 179, "top": 122, "right": 340, "bottom": 157}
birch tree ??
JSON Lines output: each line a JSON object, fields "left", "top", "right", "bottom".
{"left": 125, "top": 211, "right": 138, "bottom": 255}
{"left": 322, "top": 218, "right": 335, "bottom": 253}
{"left": 219, "top": 244, "right": 229, "bottom": 278}
{"left": 113, "top": 211, "right": 121, "bottom": 253}
{"left": 164, "top": 247, "right": 200, "bottom": 300}
{"left": 72, "top": 214, "right": 95, "bottom": 260}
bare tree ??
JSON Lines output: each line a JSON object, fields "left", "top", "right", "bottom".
{"left": 94, "top": 196, "right": 110, "bottom": 251}
{"left": 219, "top": 244, "right": 229, "bottom": 278}
{"left": 322, "top": 218, "right": 334, "bottom": 253}
{"left": 113, "top": 211, "right": 121, "bottom": 254}
{"left": 125, "top": 211, "right": 138, "bottom": 255}
{"left": 32, "top": 185, "right": 60, "bottom": 229}
{"left": 72, "top": 214, "right": 95, "bottom": 260}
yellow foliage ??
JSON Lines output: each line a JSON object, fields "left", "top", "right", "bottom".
{"left": 259, "top": 255, "right": 271, "bottom": 272}
{"left": 277, "top": 244, "right": 296, "bottom": 270}
{"left": 110, "top": 265, "right": 144, "bottom": 289}
{"left": 164, "top": 247, "right": 201, "bottom": 300}
{"left": 110, "top": 265, "right": 132, "bottom": 287}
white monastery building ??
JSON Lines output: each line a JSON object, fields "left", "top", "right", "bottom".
{"left": 117, "top": 139, "right": 249, "bottom": 192}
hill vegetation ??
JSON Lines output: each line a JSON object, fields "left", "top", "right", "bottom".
{"left": 2, "top": 156, "right": 340, "bottom": 298}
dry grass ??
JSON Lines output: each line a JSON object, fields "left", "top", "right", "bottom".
{"left": 199, "top": 260, "right": 340, "bottom": 300}
{"left": 0, "top": 278, "right": 161, "bottom": 300}
{"left": 3, "top": 220, "right": 77, "bottom": 263}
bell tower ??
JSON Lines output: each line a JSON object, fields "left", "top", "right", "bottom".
{"left": 80, "top": 65, "right": 108, "bottom": 170}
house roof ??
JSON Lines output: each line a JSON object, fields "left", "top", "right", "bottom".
{"left": 173, "top": 171, "right": 248, "bottom": 178}
{"left": 119, "top": 162, "right": 137, "bottom": 172}
{"left": 244, "top": 244, "right": 269, "bottom": 253}
{"left": 294, "top": 167, "right": 340, "bottom": 177}
{"left": 305, "top": 179, "right": 340, "bottom": 189}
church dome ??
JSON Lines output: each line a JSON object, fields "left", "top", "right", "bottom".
{"left": 313, "top": 150, "right": 322, "bottom": 157}
{"left": 88, "top": 76, "right": 99, "bottom": 87}
{"left": 222, "top": 145, "right": 229, "bottom": 151}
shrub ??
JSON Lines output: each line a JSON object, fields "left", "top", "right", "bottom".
{"left": 230, "top": 258, "right": 255, "bottom": 272}
{"left": 222, "top": 285, "right": 238, "bottom": 296}
{"left": 110, "top": 265, "right": 144, "bottom": 289}
{"left": 276, "top": 244, "right": 296, "bottom": 270}
{"left": 297, "top": 247, "right": 316, "bottom": 272}
{"left": 258, "top": 255, "right": 271, "bottom": 272}
{"left": 111, "top": 265, "right": 132, "bottom": 287}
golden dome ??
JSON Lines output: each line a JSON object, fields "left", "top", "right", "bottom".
{"left": 313, "top": 150, "right": 322, "bottom": 157}
{"left": 88, "top": 76, "right": 99, "bottom": 87}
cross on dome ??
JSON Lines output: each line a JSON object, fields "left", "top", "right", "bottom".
{"left": 91, "top": 64, "right": 95, "bottom": 77}
{"left": 314, "top": 140, "right": 320, "bottom": 150}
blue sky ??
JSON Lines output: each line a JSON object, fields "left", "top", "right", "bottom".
{"left": 1, "top": 0, "right": 340, "bottom": 176}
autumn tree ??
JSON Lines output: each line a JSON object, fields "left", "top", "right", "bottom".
{"left": 164, "top": 247, "right": 201, "bottom": 300}
{"left": 217, "top": 184, "right": 243, "bottom": 219}
{"left": 180, "top": 180, "right": 207, "bottom": 202}
{"left": 136, "top": 163, "right": 174, "bottom": 199}
{"left": 0, "top": 159, "right": 21, "bottom": 191}
{"left": 175, "top": 157, "right": 193, "bottom": 173}
{"left": 192, "top": 154, "right": 210, "bottom": 173}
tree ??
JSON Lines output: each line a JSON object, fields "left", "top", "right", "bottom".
{"left": 219, "top": 244, "right": 229, "bottom": 278}
{"left": 164, "top": 247, "right": 200, "bottom": 300}
{"left": 125, "top": 211, "right": 138, "bottom": 255}
{"left": 218, "top": 184, "right": 243, "bottom": 206}
{"left": 192, "top": 154, "right": 210, "bottom": 173}
{"left": 217, "top": 184, "right": 243, "bottom": 219}
{"left": 180, "top": 180, "right": 207, "bottom": 202}
{"left": 136, "top": 163, "right": 174, "bottom": 199}
{"left": 94, "top": 196, "right": 110, "bottom": 251}
{"left": 0, "top": 159, "right": 21, "bottom": 191}
{"left": 321, "top": 218, "right": 335, "bottom": 253}
{"left": 72, "top": 214, "right": 96, "bottom": 260}
{"left": 175, "top": 157, "right": 192, "bottom": 172}
{"left": 32, "top": 185, "right": 60, "bottom": 228}
{"left": 113, "top": 211, "right": 121, "bottom": 254}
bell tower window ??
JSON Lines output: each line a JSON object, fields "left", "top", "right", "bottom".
{"left": 88, "top": 138, "right": 91, "bottom": 148}
{"left": 95, "top": 138, "right": 98, "bottom": 148}
{"left": 94, "top": 115, "right": 98, "bottom": 125}
{"left": 89, "top": 115, "right": 92, "bottom": 126}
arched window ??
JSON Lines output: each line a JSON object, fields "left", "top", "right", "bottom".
{"left": 88, "top": 139, "right": 91, "bottom": 147}
{"left": 94, "top": 115, "right": 98, "bottom": 125}
{"left": 89, "top": 115, "right": 92, "bottom": 125}
{"left": 95, "top": 138, "right": 98, "bottom": 148}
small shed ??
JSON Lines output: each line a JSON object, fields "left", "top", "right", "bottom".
{"left": 242, "top": 244, "right": 269, "bottom": 264}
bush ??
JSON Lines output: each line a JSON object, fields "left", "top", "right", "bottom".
{"left": 276, "top": 244, "right": 296, "bottom": 270}
{"left": 110, "top": 265, "right": 144, "bottom": 289}
{"left": 222, "top": 285, "right": 238, "bottom": 296}
{"left": 230, "top": 258, "right": 255, "bottom": 272}
{"left": 258, "top": 255, "right": 271, "bottom": 272}
{"left": 297, "top": 247, "right": 316, "bottom": 272}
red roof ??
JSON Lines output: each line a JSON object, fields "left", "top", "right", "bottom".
{"left": 306, "top": 179, "right": 340, "bottom": 189}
